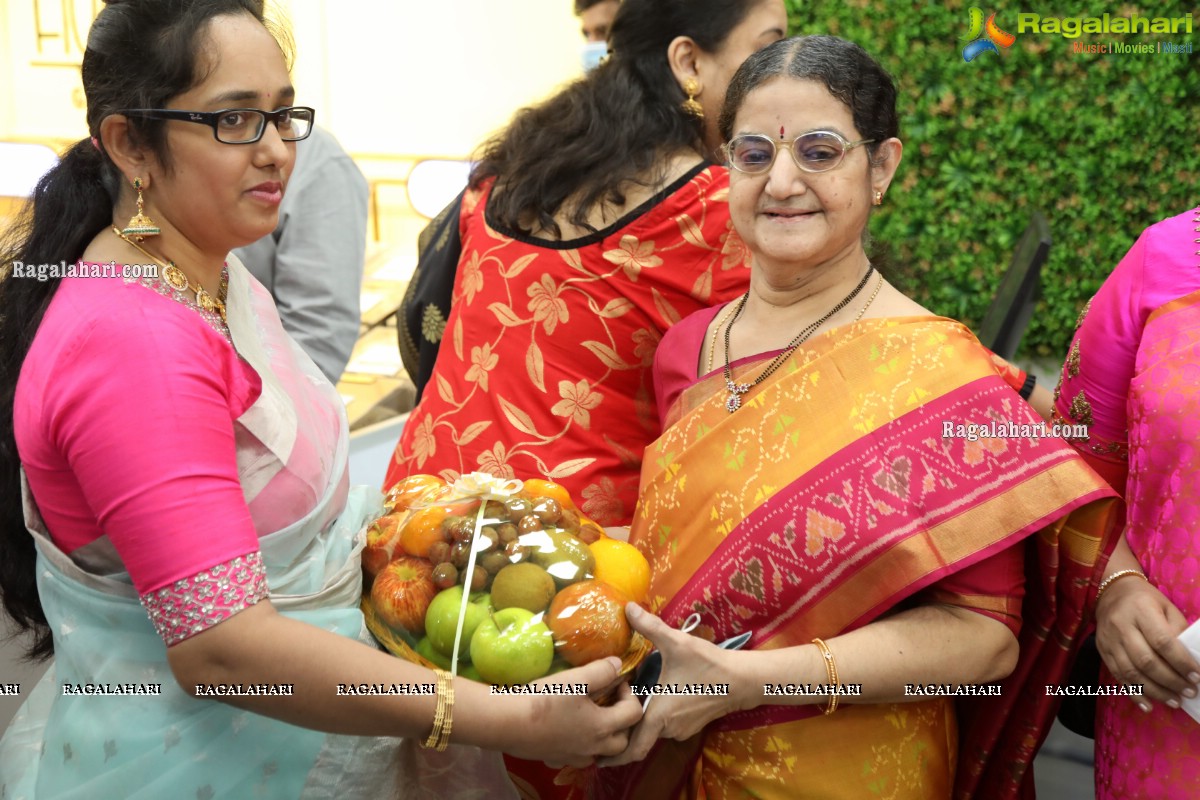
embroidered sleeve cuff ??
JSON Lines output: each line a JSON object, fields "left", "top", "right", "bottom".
{"left": 1051, "top": 408, "right": 1128, "bottom": 459}
{"left": 140, "top": 552, "right": 269, "bottom": 646}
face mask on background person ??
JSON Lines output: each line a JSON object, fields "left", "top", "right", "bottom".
{"left": 581, "top": 40, "right": 607, "bottom": 71}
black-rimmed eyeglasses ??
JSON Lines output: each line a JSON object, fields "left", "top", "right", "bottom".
{"left": 723, "top": 131, "right": 875, "bottom": 174}
{"left": 120, "top": 106, "right": 315, "bottom": 144}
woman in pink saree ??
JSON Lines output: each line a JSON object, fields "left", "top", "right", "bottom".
{"left": 0, "top": 2, "right": 639, "bottom": 796}
{"left": 1054, "top": 205, "right": 1200, "bottom": 798}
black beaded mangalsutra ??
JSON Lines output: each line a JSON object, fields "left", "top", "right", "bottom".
{"left": 722, "top": 266, "right": 874, "bottom": 412}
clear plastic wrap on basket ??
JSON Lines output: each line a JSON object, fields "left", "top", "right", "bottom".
{"left": 361, "top": 472, "right": 651, "bottom": 684}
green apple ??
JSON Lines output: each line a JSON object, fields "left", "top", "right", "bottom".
{"left": 469, "top": 607, "right": 555, "bottom": 684}
{"left": 459, "top": 663, "right": 484, "bottom": 682}
{"left": 425, "top": 587, "right": 492, "bottom": 660}
{"left": 415, "top": 636, "right": 452, "bottom": 670}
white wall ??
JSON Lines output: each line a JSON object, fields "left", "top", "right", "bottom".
{"left": 0, "top": 0, "right": 585, "bottom": 158}
{"left": 284, "top": 1, "right": 585, "bottom": 157}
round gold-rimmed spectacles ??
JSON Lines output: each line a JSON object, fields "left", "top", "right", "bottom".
{"left": 723, "top": 130, "right": 875, "bottom": 174}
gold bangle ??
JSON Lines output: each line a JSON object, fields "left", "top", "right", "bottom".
{"left": 420, "top": 670, "right": 444, "bottom": 750}
{"left": 437, "top": 672, "right": 455, "bottom": 750}
{"left": 421, "top": 669, "right": 455, "bottom": 751}
{"left": 812, "top": 638, "right": 840, "bottom": 715}
{"left": 1095, "top": 569, "right": 1148, "bottom": 607}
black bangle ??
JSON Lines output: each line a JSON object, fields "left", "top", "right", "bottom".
{"left": 1019, "top": 372, "right": 1037, "bottom": 400}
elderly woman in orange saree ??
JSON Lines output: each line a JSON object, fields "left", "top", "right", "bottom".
{"left": 597, "top": 36, "right": 1122, "bottom": 800}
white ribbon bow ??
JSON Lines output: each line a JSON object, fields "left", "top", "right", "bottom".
{"left": 451, "top": 472, "right": 524, "bottom": 498}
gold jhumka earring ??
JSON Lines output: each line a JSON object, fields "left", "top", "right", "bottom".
{"left": 681, "top": 78, "right": 704, "bottom": 119}
{"left": 121, "top": 177, "right": 160, "bottom": 241}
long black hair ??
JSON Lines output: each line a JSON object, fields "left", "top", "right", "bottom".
{"left": 0, "top": 0, "right": 280, "bottom": 661}
{"left": 473, "top": 0, "right": 769, "bottom": 238}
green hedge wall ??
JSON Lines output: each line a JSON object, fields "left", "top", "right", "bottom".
{"left": 785, "top": 1, "right": 1199, "bottom": 358}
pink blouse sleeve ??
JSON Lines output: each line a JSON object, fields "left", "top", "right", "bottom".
{"left": 916, "top": 543, "right": 1026, "bottom": 637}
{"left": 1053, "top": 234, "right": 1145, "bottom": 463}
{"left": 44, "top": 308, "right": 267, "bottom": 645}
{"left": 1053, "top": 213, "right": 1200, "bottom": 493}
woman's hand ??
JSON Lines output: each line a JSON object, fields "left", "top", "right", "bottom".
{"left": 168, "top": 603, "right": 641, "bottom": 763}
{"left": 501, "top": 656, "right": 643, "bottom": 768}
{"left": 1095, "top": 575, "right": 1200, "bottom": 712}
{"left": 599, "top": 604, "right": 746, "bottom": 767}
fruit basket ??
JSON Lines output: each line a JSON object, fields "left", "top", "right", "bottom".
{"left": 362, "top": 472, "right": 652, "bottom": 684}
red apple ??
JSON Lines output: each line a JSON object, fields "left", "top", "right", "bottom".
{"left": 371, "top": 557, "right": 437, "bottom": 636}
{"left": 362, "top": 513, "right": 405, "bottom": 589}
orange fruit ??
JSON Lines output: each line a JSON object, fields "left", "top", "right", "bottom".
{"left": 400, "top": 505, "right": 449, "bottom": 558}
{"left": 589, "top": 539, "right": 650, "bottom": 603}
{"left": 522, "top": 479, "right": 575, "bottom": 510}
{"left": 440, "top": 497, "right": 482, "bottom": 518}
{"left": 385, "top": 474, "right": 445, "bottom": 513}
{"left": 547, "top": 580, "right": 632, "bottom": 666}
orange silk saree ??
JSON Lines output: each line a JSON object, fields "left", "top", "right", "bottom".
{"left": 602, "top": 316, "right": 1120, "bottom": 800}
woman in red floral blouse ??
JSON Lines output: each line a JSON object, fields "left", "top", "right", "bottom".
{"left": 388, "top": 0, "right": 789, "bottom": 528}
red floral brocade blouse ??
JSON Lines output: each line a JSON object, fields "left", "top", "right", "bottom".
{"left": 385, "top": 164, "right": 750, "bottom": 525}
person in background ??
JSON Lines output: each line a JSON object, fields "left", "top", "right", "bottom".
{"left": 392, "top": 0, "right": 788, "bottom": 530}
{"left": 577, "top": 0, "right": 620, "bottom": 42}
{"left": 0, "top": 2, "right": 640, "bottom": 796}
{"left": 233, "top": 125, "right": 367, "bottom": 383}
{"left": 391, "top": 0, "right": 789, "bottom": 795}
{"left": 1053, "top": 204, "right": 1200, "bottom": 799}
{"left": 597, "top": 35, "right": 1120, "bottom": 799}
{"left": 576, "top": 0, "right": 620, "bottom": 70}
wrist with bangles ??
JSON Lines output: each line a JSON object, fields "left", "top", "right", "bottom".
{"left": 811, "top": 637, "right": 841, "bottom": 715}
{"left": 420, "top": 668, "right": 455, "bottom": 751}
{"left": 1095, "top": 568, "right": 1148, "bottom": 607}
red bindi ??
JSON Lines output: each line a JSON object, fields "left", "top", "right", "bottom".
{"left": 779, "top": 125, "right": 785, "bottom": 139}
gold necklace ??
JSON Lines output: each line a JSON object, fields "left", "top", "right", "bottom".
{"left": 112, "top": 228, "right": 228, "bottom": 323}
{"left": 705, "top": 302, "right": 738, "bottom": 375}
{"left": 722, "top": 265, "right": 874, "bottom": 413}
{"left": 853, "top": 272, "right": 884, "bottom": 322}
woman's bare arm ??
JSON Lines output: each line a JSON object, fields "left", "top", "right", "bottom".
{"left": 167, "top": 600, "right": 642, "bottom": 766}
{"left": 602, "top": 602, "right": 1017, "bottom": 765}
